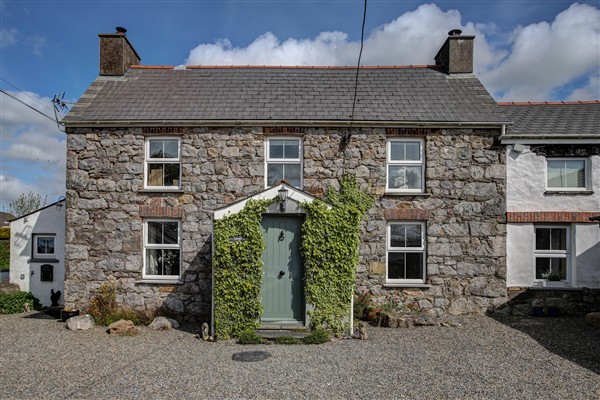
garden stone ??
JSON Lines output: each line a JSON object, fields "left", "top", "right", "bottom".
{"left": 107, "top": 319, "right": 135, "bottom": 335}
{"left": 148, "top": 316, "right": 179, "bottom": 330}
{"left": 585, "top": 312, "right": 600, "bottom": 328}
{"left": 201, "top": 322, "right": 210, "bottom": 341}
{"left": 66, "top": 314, "right": 95, "bottom": 331}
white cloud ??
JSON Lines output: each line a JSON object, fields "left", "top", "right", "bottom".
{"left": 184, "top": 3, "right": 599, "bottom": 101}
{"left": 0, "top": 90, "right": 66, "bottom": 209}
{"left": 0, "top": 28, "right": 17, "bottom": 48}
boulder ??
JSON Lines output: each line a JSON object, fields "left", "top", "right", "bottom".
{"left": 585, "top": 312, "right": 600, "bottom": 328}
{"left": 66, "top": 314, "right": 95, "bottom": 331}
{"left": 148, "top": 316, "right": 179, "bottom": 331}
{"left": 107, "top": 319, "right": 135, "bottom": 335}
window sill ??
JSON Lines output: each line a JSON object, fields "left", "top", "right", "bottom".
{"left": 135, "top": 279, "right": 183, "bottom": 285}
{"left": 384, "top": 283, "right": 431, "bottom": 288}
{"left": 544, "top": 190, "right": 593, "bottom": 195}
{"left": 138, "top": 189, "right": 185, "bottom": 193}
{"left": 528, "top": 286, "right": 580, "bottom": 291}
{"left": 28, "top": 258, "right": 59, "bottom": 264}
{"left": 383, "top": 192, "right": 431, "bottom": 197}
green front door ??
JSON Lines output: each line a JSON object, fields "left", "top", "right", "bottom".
{"left": 261, "top": 215, "right": 304, "bottom": 324}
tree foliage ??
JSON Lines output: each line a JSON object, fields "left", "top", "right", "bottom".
{"left": 8, "top": 192, "right": 48, "bottom": 217}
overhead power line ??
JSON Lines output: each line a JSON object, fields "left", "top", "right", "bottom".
{"left": 0, "top": 89, "right": 57, "bottom": 123}
{"left": 343, "top": 0, "right": 367, "bottom": 146}
{"left": 0, "top": 77, "right": 55, "bottom": 113}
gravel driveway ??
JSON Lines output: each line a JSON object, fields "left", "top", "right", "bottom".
{"left": 0, "top": 312, "right": 598, "bottom": 399}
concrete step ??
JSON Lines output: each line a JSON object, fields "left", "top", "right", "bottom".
{"left": 256, "top": 329, "right": 309, "bottom": 340}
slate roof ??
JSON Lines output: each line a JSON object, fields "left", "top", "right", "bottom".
{"left": 499, "top": 101, "right": 600, "bottom": 138}
{"left": 63, "top": 66, "right": 508, "bottom": 126}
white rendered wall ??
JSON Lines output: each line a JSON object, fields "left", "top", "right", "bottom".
{"left": 506, "top": 145, "right": 600, "bottom": 212}
{"left": 10, "top": 204, "right": 65, "bottom": 306}
{"left": 575, "top": 224, "right": 600, "bottom": 288}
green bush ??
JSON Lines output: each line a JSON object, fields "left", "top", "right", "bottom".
{"left": 0, "top": 227, "right": 10, "bottom": 240}
{"left": 86, "top": 281, "right": 152, "bottom": 326}
{"left": 303, "top": 327, "right": 330, "bottom": 344}
{"left": 0, "top": 240, "right": 9, "bottom": 271}
{"left": 237, "top": 329, "right": 267, "bottom": 345}
{"left": 0, "top": 292, "right": 40, "bottom": 314}
{"left": 275, "top": 336, "right": 302, "bottom": 345}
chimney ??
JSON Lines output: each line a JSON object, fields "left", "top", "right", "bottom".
{"left": 98, "top": 27, "right": 141, "bottom": 76}
{"left": 434, "top": 29, "right": 474, "bottom": 74}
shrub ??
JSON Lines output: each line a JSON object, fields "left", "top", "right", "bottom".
{"left": 0, "top": 292, "right": 40, "bottom": 314}
{"left": 86, "top": 282, "right": 151, "bottom": 326}
{"left": 0, "top": 227, "right": 10, "bottom": 240}
{"left": 303, "top": 327, "right": 330, "bottom": 344}
{"left": 275, "top": 336, "right": 302, "bottom": 345}
{"left": 353, "top": 292, "right": 371, "bottom": 321}
{"left": 0, "top": 240, "right": 9, "bottom": 271}
{"left": 237, "top": 329, "right": 267, "bottom": 345}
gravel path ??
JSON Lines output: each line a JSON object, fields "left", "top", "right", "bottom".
{"left": 0, "top": 312, "right": 598, "bottom": 399}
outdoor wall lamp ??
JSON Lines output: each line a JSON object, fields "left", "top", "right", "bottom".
{"left": 278, "top": 186, "right": 288, "bottom": 212}
{"left": 56, "top": 196, "right": 66, "bottom": 211}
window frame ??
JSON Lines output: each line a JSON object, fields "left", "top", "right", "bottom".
{"left": 144, "top": 137, "right": 182, "bottom": 190}
{"left": 386, "top": 138, "right": 425, "bottom": 193}
{"left": 33, "top": 234, "right": 56, "bottom": 258}
{"left": 533, "top": 225, "right": 570, "bottom": 283}
{"left": 264, "top": 136, "right": 303, "bottom": 189}
{"left": 545, "top": 157, "right": 589, "bottom": 191}
{"left": 386, "top": 221, "right": 427, "bottom": 284}
{"left": 142, "top": 219, "right": 182, "bottom": 281}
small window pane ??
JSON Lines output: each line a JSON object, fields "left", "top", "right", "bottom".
{"left": 388, "top": 252, "right": 405, "bottom": 279}
{"left": 163, "top": 140, "right": 179, "bottom": 159}
{"left": 390, "top": 142, "right": 405, "bottom": 161}
{"left": 550, "top": 228, "right": 566, "bottom": 250}
{"left": 164, "top": 164, "right": 180, "bottom": 186}
{"left": 161, "top": 249, "right": 180, "bottom": 275}
{"left": 267, "top": 164, "right": 284, "bottom": 186}
{"left": 536, "top": 258, "right": 566, "bottom": 280}
{"left": 405, "top": 253, "right": 423, "bottom": 279}
{"left": 389, "top": 166, "right": 421, "bottom": 190}
{"left": 390, "top": 225, "right": 406, "bottom": 248}
{"left": 163, "top": 222, "right": 179, "bottom": 244}
{"left": 148, "top": 164, "right": 164, "bottom": 186}
{"left": 535, "top": 228, "right": 550, "bottom": 250}
{"left": 270, "top": 140, "right": 284, "bottom": 159}
{"left": 36, "top": 237, "right": 55, "bottom": 254}
{"left": 283, "top": 164, "right": 301, "bottom": 188}
{"left": 149, "top": 140, "right": 164, "bottom": 158}
{"left": 565, "top": 160, "right": 585, "bottom": 188}
{"left": 284, "top": 140, "right": 299, "bottom": 159}
{"left": 148, "top": 222, "right": 163, "bottom": 244}
{"left": 405, "top": 225, "right": 422, "bottom": 247}
{"left": 405, "top": 142, "right": 420, "bottom": 161}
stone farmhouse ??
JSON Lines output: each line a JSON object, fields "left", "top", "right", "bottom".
{"left": 63, "top": 28, "right": 524, "bottom": 325}
{"left": 500, "top": 101, "right": 600, "bottom": 314}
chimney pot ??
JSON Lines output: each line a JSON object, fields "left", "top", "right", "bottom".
{"left": 448, "top": 29, "right": 462, "bottom": 37}
{"left": 116, "top": 26, "right": 127, "bottom": 34}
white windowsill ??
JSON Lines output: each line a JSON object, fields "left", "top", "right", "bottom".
{"left": 384, "top": 283, "right": 431, "bottom": 288}
{"left": 139, "top": 189, "right": 185, "bottom": 193}
{"left": 383, "top": 192, "right": 430, "bottom": 197}
{"left": 544, "top": 190, "right": 593, "bottom": 195}
{"left": 135, "top": 279, "right": 183, "bottom": 285}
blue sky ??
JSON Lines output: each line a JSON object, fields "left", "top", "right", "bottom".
{"left": 1, "top": 0, "right": 599, "bottom": 210}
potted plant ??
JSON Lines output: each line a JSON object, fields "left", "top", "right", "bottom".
{"left": 61, "top": 307, "right": 80, "bottom": 322}
{"left": 541, "top": 269, "right": 563, "bottom": 287}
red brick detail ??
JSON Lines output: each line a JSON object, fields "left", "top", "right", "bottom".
{"left": 506, "top": 211, "right": 599, "bottom": 223}
{"left": 384, "top": 208, "right": 430, "bottom": 220}
{"left": 139, "top": 206, "right": 183, "bottom": 218}
{"left": 385, "top": 127, "right": 435, "bottom": 136}
{"left": 141, "top": 127, "right": 186, "bottom": 134}
{"left": 263, "top": 126, "right": 307, "bottom": 134}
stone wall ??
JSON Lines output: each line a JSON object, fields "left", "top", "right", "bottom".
{"left": 64, "top": 126, "right": 506, "bottom": 322}
{"left": 497, "top": 288, "right": 600, "bottom": 316}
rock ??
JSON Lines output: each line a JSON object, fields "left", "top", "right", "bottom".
{"left": 584, "top": 312, "right": 600, "bottom": 328}
{"left": 107, "top": 319, "right": 136, "bottom": 335}
{"left": 355, "top": 321, "right": 368, "bottom": 340}
{"left": 201, "top": 322, "right": 210, "bottom": 341}
{"left": 148, "top": 316, "right": 177, "bottom": 331}
{"left": 66, "top": 314, "right": 95, "bottom": 331}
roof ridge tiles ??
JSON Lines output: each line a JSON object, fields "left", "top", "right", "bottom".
{"left": 130, "top": 64, "right": 442, "bottom": 70}
{"left": 498, "top": 100, "right": 600, "bottom": 106}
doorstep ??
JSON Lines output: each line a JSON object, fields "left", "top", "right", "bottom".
{"left": 256, "top": 329, "right": 309, "bottom": 340}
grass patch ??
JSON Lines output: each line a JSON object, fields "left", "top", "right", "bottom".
{"left": 237, "top": 329, "right": 267, "bottom": 345}
{"left": 275, "top": 336, "right": 302, "bottom": 345}
{"left": 0, "top": 292, "right": 40, "bottom": 314}
{"left": 303, "top": 327, "right": 330, "bottom": 344}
